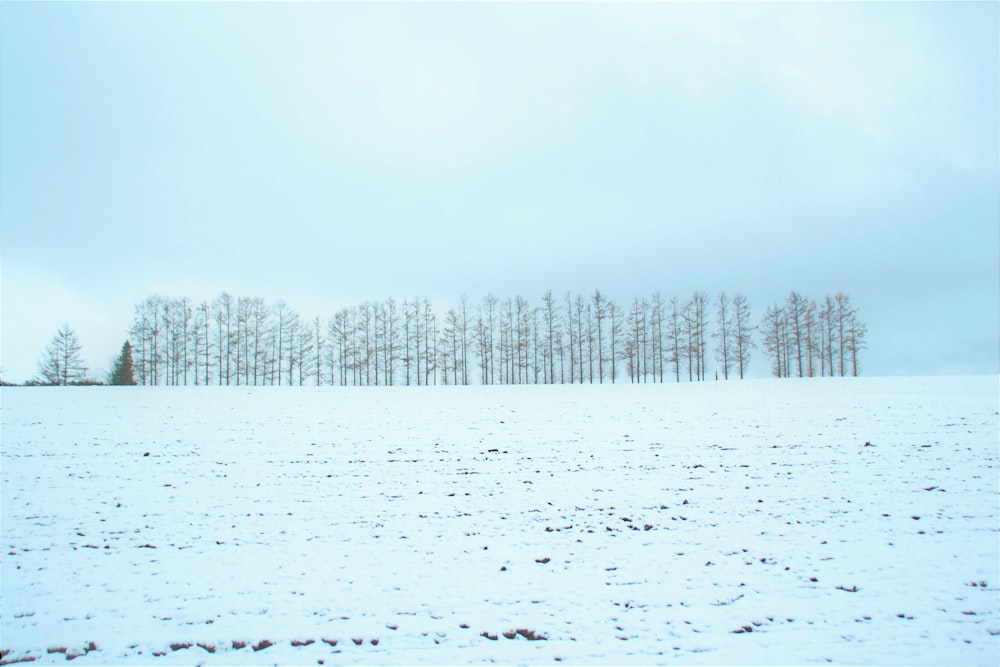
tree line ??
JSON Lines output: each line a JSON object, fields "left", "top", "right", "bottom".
{"left": 25, "top": 290, "right": 865, "bottom": 387}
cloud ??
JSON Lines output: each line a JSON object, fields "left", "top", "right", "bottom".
{"left": 1, "top": 2, "right": 995, "bottom": 379}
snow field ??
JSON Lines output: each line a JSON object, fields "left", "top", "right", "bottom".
{"left": 2, "top": 376, "right": 998, "bottom": 665}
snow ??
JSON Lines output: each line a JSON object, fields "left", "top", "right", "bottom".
{"left": 2, "top": 376, "right": 998, "bottom": 665}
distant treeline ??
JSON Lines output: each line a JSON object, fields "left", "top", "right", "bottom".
{"left": 123, "top": 290, "right": 865, "bottom": 387}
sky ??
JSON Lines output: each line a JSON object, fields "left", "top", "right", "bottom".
{"left": 1, "top": 1, "right": 997, "bottom": 382}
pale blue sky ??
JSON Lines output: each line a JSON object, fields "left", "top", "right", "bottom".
{"left": 2, "top": 1, "right": 997, "bottom": 381}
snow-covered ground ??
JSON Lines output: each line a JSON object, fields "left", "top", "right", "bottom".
{"left": 2, "top": 377, "right": 998, "bottom": 665}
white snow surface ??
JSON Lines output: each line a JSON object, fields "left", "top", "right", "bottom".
{"left": 2, "top": 376, "right": 998, "bottom": 666}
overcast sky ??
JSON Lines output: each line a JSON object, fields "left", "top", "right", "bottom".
{"left": 2, "top": 1, "right": 997, "bottom": 382}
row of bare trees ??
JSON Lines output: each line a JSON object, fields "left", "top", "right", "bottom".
{"left": 760, "top": 291, "right": 866, "bottom": 378}
{"left": 127, "top": 290, "right": 864, "bottom": 386}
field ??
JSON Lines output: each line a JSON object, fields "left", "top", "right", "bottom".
{"left": 2, "top": 377, "right": 998, "bottom": 665}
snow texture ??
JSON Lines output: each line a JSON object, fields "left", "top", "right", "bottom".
{"left": 2, "top": 376, "right": 998, "bottom": 665}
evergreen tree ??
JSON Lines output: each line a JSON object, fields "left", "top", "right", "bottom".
{"left": 109, "top": 340, "right": 137, "bottom": 385}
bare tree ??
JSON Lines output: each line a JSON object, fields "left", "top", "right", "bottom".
{"left": 313, "top": 315, "right": 324, "bottom": 385}
{"left": 161, "top": 299, "right": 175, "bottom": 384}
{"left": 627, "top": 297, "right": 648, "bottom": 382}
{"left": 592, "top": 290, "right": 606, "bottom": 383}
{"left": 529, "top": 302, "right": 541, "bottom": 384}
{"left": 564, "top": 292, "right": 577, "bottom": 383}
{"left": 575, "top": 294, "right": 587, "bottom": 384}
{"left": 442, "top": 307, "right": 461, "bottom": 385}
{"left": 247, "top": 297, "right": 264, "bottom": 386}
{"left": 402, "top": 299, "right": 414, "bottom": 385}
{"left": 666, "top": 296, "right": 684, "bottom": 383}
{"left": 804, "top": 299, "right": 818, "bottom": 377}
{"left": 834, "top": 293, "right": 866, "bottom": 376}
{"left": 650, "top": 292, "right": 666, "bottom": 383}
{"left": 481, "top": 293, "right": 497, "bottom": 385}
{"left": 458, "top": 294, "right": 471, "bottom": 385}
{"left": 37, "top": 324, "right": 87, "bottom": 385}
{"left": 541, "top": 290, "right": 559, "bottom": 384}
{"left": 192, "top": 301, "right": 209, "bottom": 385}
{"left": 272, "top": 300, "right": 294, "bottom": 386}
{"left": 688, "top": 291, "right": 708, "bottom": 381}
{"left": 178, "top": 297, "right": 193, "bottom": 385}
{"left": 499, "top": 297, "right": 514, "bottom": 384}
{"left": 296, "top": 322, "right": 314, "bottom": 385}
{"left": 731, "top": 293, "right": 755, "bottom": 379}
{"left": 845, "top": 308, "right": 867, "bottom": 376}
{"left": 129, "top": 296, "right": 159, "bottom": 385}
{"left": 354, "top": 302, "right": 372, "bottom": 386}
{"left": 382, "top": 298, "right": 400, "bottom": 385}
{"left": 475, "top": 307, "right": 489, "bottom": 385}
{"left": 785, "top": 291, "right": 810, "bottom": 378}
{"left": 681, "top": 298, "right": 695, "bottom": 381}
{"left": 782, "top": 308, "right": 792, "bottom": 378}
{"left": 818, "top": 295, "right": 837, "bottom": 377}
{"left": 213, "top": 292, "right": 234, "bottom": 385}
{"left": 714, "top": 291, "right": 734, "bottom": 380}
{"left": 286, "top": 309, "right": 302, "bottom": 386}
{"left": 412, "top": 299, "right": 424, "bottom": 385}
{"left": 834, "top": 292, "right": 857, "bottom": 376}
{"left": 423, "top": 298, "right": 437, "bottom": 386}
{"left": 608, "top": 299, "right": 622, "bottom": 383}
{"left": 515, "top": 295, "right": 531, "bottom": 384}
{"left": 761, "top": 303, "right": 787, "bottom": 377}
{"left": 329, "top": 309, "right": 350, "bottom": 385}
{"left": 234, "top": 296, "right": 251, "bottom": 385}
